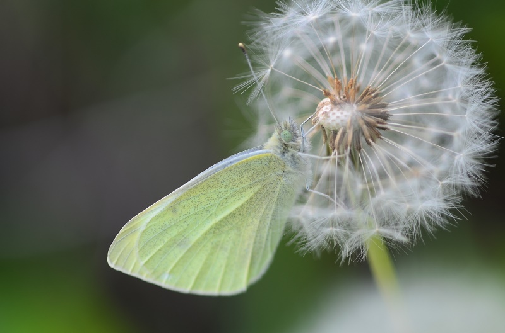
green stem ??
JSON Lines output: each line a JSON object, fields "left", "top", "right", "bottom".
{"left": 366, "top": 236, "right": 400, "bottom": 301}
{"left": 366, "top": 236, "right": 410, "bottom": 332}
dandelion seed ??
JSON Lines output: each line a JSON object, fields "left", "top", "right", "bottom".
{"left": 237, "top": 0, "right": 498, "bottom": 258}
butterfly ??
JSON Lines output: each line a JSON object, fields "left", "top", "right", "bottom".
{"left": 107, "top": 119, "right": 310, "bottom": 295}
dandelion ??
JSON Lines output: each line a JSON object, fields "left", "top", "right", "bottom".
{"left": 236, "top": 0, "right": 498, "bottom": 258}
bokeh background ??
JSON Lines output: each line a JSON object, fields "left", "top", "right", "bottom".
{"left": 1, "top": 0, "right": 504, "bottom": 332}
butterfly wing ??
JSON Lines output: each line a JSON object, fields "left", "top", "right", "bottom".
{"left": 107, "top": 148, "right": 303, "bottom": 295}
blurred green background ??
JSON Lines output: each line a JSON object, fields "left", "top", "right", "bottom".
{"left": 1, "top": 0, "right": 504, "bottom": 332}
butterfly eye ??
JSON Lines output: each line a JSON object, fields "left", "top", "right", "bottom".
{"left": 281, "top": 130, "right": 293, "bottom": 143}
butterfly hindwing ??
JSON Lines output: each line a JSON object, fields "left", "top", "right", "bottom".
{"left": 107, "top": 149, "right": 301, "bottom": 295}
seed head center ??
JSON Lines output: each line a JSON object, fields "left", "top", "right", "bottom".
{"left": 313, "top": 76, "right": 391, "bottom": 153}
{"left": 316, "top": 98, "right": 355, "bottom": 130}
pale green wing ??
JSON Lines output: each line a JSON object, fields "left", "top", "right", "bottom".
{"left": 107, "top": 149, "right": 301, "bottom": 295}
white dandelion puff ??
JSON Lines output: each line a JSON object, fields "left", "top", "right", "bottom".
{"left": 237, "top": 0, "right": 498, "bottom": 257}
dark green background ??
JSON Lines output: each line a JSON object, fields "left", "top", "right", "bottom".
{"left": 1, "top": 1, "right": 504, "bottom": 332}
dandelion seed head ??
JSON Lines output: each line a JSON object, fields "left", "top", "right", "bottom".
{"left": 236, "top": 0, "right": 498, "bottom": 258}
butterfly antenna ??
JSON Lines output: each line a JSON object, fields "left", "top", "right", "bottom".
{"left": 238, "top": 43, "right": 279, "bottom": 125}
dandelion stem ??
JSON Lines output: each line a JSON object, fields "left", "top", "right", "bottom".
{"left": 366, "top": 235, "right": 399, "bottom": 300}
{"left": 366, "top": 235, "right": 411, "bottom": 332}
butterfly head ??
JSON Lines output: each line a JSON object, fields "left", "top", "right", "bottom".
{"left": 273, "top": 119, "right": 307, "bottom": 154}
